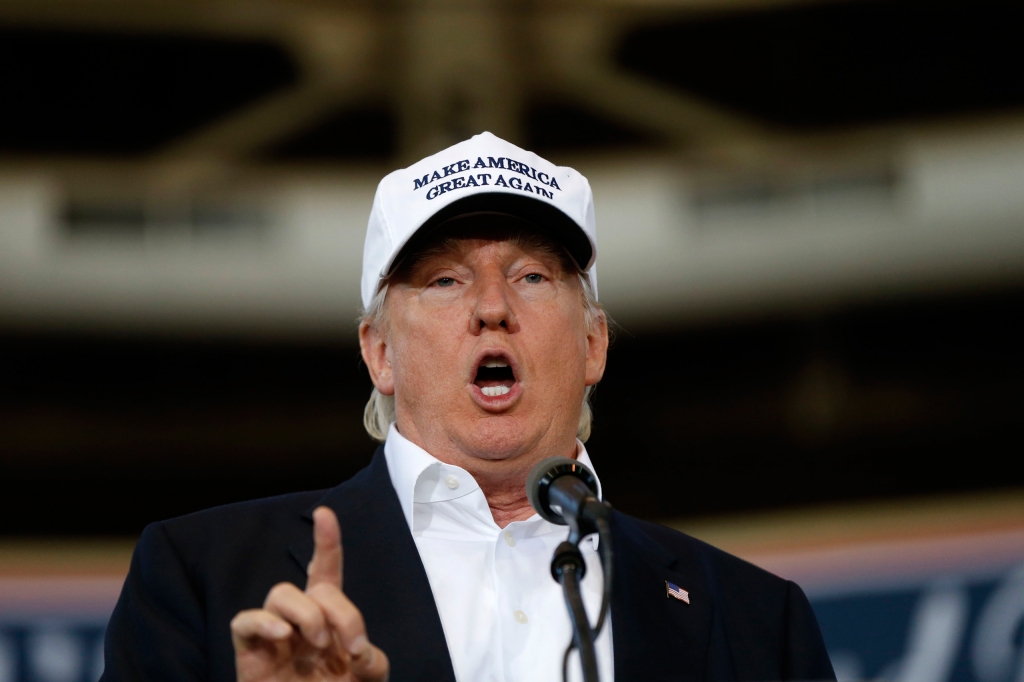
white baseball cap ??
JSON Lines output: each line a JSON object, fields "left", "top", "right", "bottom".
{"left": 361, "top": 131, "right": 598, "bottom": 309}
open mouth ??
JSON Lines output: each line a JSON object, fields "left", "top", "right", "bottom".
{"left": 473, "top": 356, "right": 518, "bottom": 397}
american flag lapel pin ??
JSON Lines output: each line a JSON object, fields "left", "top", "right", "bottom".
{"left": 666, "top": 581, "right": 690, "bottom": 604}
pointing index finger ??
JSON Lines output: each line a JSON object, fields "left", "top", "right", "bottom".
{"left": 307, "top": 506, "right": 343, "bottom": 591}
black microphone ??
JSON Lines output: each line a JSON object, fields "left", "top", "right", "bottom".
{"left": 527, "top": 457, "right": 609, "bottom": 540}
{"left": 526, "top": 457, "right": 613, "bottom": 682}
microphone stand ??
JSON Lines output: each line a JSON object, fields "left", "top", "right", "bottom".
{"left": 550, "top": 500, "right": 613, "bottom": 682}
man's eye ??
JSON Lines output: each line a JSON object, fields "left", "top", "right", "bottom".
{"left": 524, "top": 274, "right": 544, "bottom": 284}
{"left": 435, "top": 277, "right": 456, "bottom": 287}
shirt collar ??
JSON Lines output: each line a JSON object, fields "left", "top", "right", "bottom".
{"left": 382, "top": 422, "right": 604, "bottom": 533}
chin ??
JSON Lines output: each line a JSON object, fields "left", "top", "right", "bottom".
{"left": 458, "top": 416, "right": 542, "bottom": 461}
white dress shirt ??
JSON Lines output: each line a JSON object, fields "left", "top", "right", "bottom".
{"left": 383, "top": 424, "right": 614, "bottom": 682}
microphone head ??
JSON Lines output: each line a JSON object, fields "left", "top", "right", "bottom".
{"left": 526, "top": 457, "right": 599, "bottom": 525}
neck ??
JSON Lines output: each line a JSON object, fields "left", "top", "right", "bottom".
{"left": 487, "top": 492, "right": 538, "bottom": 528}
{"left": 395, "top": 424, "right": 579, "bottom": 529}
{"left": 471, "top": 442, "right": 580, "bottom": 528}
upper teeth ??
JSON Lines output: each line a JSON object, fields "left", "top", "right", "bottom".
{"left": 484, "top": 360, "right": 509, "bottom": 368}
{"left": 482, "top": 386, "right": 511, "bottom": 397}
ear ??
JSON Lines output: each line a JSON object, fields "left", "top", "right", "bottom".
{"left": 359, "top": 320, "right": 395, "bottom": 396}
{"left": 584, "top": 310, "right": 609, "bottom": 387}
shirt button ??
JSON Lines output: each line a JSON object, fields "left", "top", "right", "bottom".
{"left": 444, "top": 475, "right": 459, "bottom": 490}
{"left": 513, "top": 610, "right": 529, "bottom": 624}
{"left": 504, "top": 531, "right": 516, "bottom": 547}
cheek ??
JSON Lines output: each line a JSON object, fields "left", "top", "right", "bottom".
{"left": 529, "top": 314, "right": 589, "bottom": 388}
{"left": 388, "top": 311, "right": 465, "bottom": 390}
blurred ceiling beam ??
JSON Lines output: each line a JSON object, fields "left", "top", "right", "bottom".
{"left": 148, "top": 9, "right": 382, "bottom": 192}
{"left": 394, "top": 3, "right": 525, "bottom": 162}
{"left": 548, "top": 62, "right": 765, "bottom": 150}
{"left": 2, "top": 0, "right": 1021, "bottom": 191}
{"left": 0, "top": 0, "right": 778, "bottom": 166}
{"left": 0, "top": 1, "right": 291, "bottom": 39}
{"left": 534, "top": 10, "right": 771, "bottom": 161}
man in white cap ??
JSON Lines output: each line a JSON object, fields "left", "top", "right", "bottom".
{"left": 101, "top": 133, "right": 835, "bottom": 682}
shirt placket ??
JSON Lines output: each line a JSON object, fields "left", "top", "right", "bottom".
{"left": 497, "top": 522, "right": 539, "bottom": 682}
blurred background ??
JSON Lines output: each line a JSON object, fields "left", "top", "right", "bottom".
{"left": 1, "top": 0, "right": 1023, "bottom": 679}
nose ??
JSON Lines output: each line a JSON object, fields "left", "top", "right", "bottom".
{"left": 469, "top": 270, "right": 519, "bottom": 334}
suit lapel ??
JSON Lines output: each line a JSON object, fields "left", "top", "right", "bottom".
{"left": 290, "top": 448, "right": 457, "bottom": 682}
{"left": 611, "top": 512, "right": 719, "bottom": 682}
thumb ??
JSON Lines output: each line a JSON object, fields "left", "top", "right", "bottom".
{"left": 307, "top": 506, "right": 343, "bottom": 590}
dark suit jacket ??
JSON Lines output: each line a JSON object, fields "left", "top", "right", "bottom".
{"left": 101, "top": 448, "right": 835, "bottom": 682}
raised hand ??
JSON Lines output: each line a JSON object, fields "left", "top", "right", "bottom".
{"left": 231, "top": 507, "right": 390, "bottom": 682}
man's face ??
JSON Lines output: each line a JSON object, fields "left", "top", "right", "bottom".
{"left": 360, "top": 228, "right": 608, "bottom": 468}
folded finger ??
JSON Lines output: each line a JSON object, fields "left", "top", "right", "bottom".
{"left": 230, "top": 609, "right": 293, "bottom": 646}
{"left": 349, "top": 640, "right": 390, "bottom": 682}
{"left": 306, "top": 583, "right": 390, "bottom": 681}
{"left": 263, "top": 582, "right": 331, "bottom": 648}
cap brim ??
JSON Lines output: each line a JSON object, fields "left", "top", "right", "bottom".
{"left": 385, "top": 192, "right": 593, "bottom": 277}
